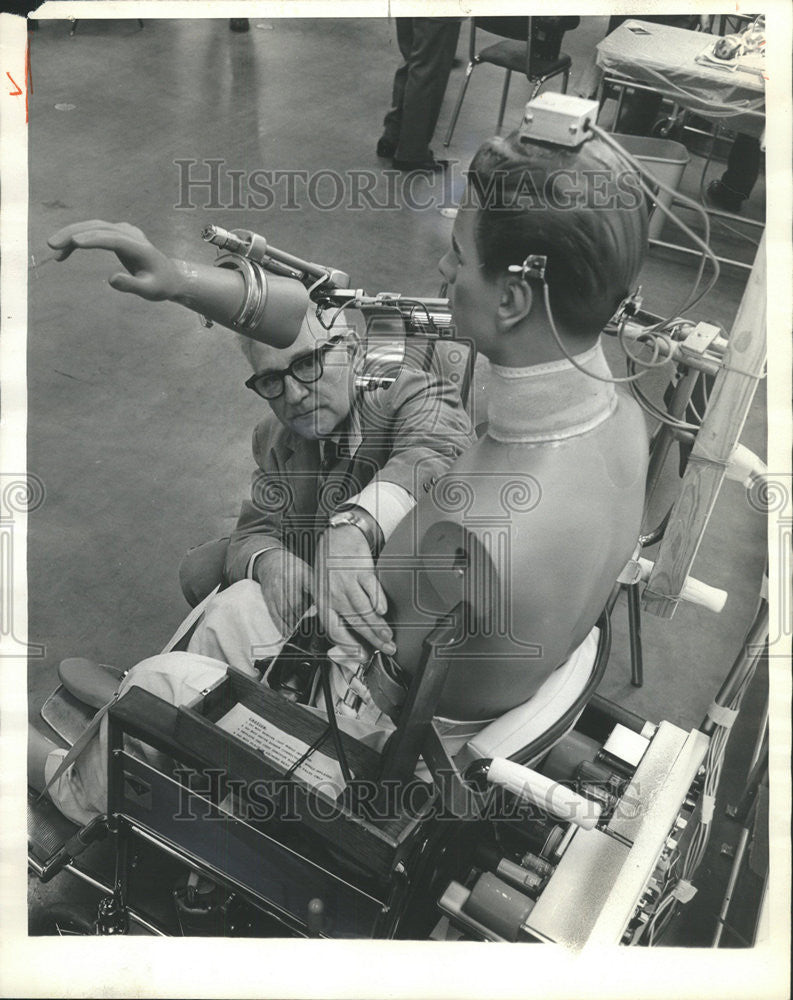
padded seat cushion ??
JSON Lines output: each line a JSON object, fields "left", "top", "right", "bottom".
{"left": 457, "top": 627, "right": 599, "bottom": 768}
{"left": 478, "top": 39, "right": 571, "bottom": 78}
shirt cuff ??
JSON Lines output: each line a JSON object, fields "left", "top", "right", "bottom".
{"left": 345, "top": 481, "right": 416, "bottom": 542}
{"left": 246, "top": 541, "right": 285, "bottom": 580}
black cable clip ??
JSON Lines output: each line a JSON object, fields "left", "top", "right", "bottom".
{"left": 508, "top": 254, "right": 548, "bottom": 282}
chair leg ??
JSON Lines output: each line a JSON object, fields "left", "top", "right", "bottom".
{"left": 614, "top": 84, "right": 627, "bottom": 133}
{"left": 496, "top": 70, "right": 512, "bottom": 132}
{"left": 627, "top": 582, "right": 644, "bottom": 688}
{"left": 443, "top": 60, "right": 478, "bottom": 148}
{"left": 530, "top": 68, "right": 570, "bottom": 103}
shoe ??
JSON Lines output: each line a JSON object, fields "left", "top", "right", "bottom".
{"left": 58, "top": 657, "right": 124, "bottom": 710}
{"left": 391, "top": 156, "right": 450, "bottom": 173}
{"left": 229, "top": 18, "right": 250, "bottom": 32}
{"left": 376, "top": 137, "right": 397, "bottom": 158}
{"left": 706, "top": 179, "right": 743, "bottom": 214}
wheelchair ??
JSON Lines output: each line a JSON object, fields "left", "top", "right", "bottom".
{"left": 28, "top": 575, "right": 720, "bottom": 946}
{"left": 28, "top": 196, "right": 769, "bottom": 945}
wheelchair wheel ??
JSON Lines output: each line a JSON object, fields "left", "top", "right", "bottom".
{"left": 29, "top": 901, "right": 97, "bottom": 936}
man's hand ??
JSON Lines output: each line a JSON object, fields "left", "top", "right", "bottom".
{"left": 314, "top": 525, "right": 395, "bottom": 658}
{"left": 48, "top": 220, "right": 186, "bottom": 302}
{"left": 254, "top": 548, "right": 314, "bottom": 636}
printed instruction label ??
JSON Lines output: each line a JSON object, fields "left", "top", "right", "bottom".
{"left": 216, "top": 702, "right": 347, "bottom": 797}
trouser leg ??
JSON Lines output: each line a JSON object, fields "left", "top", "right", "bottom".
{"left": 43, "top": 652, "right": 236, "bottom": 826}
{"left": 178, "top": 537, "right": 229, "bottom": 607}
{"left": 186, "top": 580, "right": 287, "bottom": 671}
{"left": 44, "top": 582, "right": 285, "bottom": 826}
{"left": 393, "top": 17, "right": 462, "bottom": 162}
{"left": 720, "top": 132, "right": 761, "bottom": 201}
{"left": 381, "top": 18, "right": 415, "bottom": 145}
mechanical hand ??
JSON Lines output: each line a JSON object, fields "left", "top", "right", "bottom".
{"left": 47, "top": 219, "right": 305, "bottom": 346}
{"left": 47, "top": 220, "right": 186, "bottom": 301}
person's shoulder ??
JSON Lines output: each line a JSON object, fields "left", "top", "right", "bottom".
{"left": 613, "top": 387, "right": 650, "bottom": 443}
{"left": 251, "top": 412, "right": 290, "bottom": 463}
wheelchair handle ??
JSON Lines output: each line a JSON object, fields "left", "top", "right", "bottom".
{"left": 485, "top": 758, "right": 602, "bottom": 831}
{"left": 637, "top": 557, "right": 727, "bottom": 613}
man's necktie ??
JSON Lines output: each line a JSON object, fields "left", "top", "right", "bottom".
{"left": 319, "top": 438, "right": 340, "bottom": 481}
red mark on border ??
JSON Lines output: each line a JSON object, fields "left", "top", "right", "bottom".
{"left": 5, "top": 40, "right": 31, "bottom": 123}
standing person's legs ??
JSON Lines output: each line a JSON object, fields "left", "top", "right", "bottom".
{"left": 379, "top": 18, "right": 415, "bottom": 155}
{"left": 708, "top": 133, "right": 761, "bottom": 211}
{"left": 393, "top": 17, "right": 461, "bottom": 164}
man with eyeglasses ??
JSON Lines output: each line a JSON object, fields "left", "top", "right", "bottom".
{"left": 36, "top": 123, "right": 648, "bottom": 820}
{"left": 29, "top": 240, "right": 472, "bottom": 819}
{"left": 180, "top": 305, "right": 473, "bottom": 665}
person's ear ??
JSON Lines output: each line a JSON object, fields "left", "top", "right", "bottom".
{"left": 496, "top": 276, "right": 533, "bottom": 331}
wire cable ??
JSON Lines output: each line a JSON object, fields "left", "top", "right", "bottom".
{"left": 628, "top": 361, "right": 703, "bottom": 431}
{"left": 623, "top": 61, "right": 765, "bottom": 118}
{"left": 542, "top": 284, "right": 663, "bottom": 383}
{"left": 589, "top": 123, "right": 721, "bottom": 317}
{"left": 283, "top": 728, "right": 329, "bottom": 781}
{"left": 319, "top": 660, "right": 353, "bottom": 785}
{"left": 640, "top": 628, "right": 764, "bottom": 946}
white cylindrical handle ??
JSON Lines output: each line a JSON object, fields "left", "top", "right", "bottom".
{"left": 726, "top": 444, "right": 767, "bottom": 489}
{"left": 486, "top": 758, "right": 602, "bottom": 831}
{"left": 679, "top": 576, "right": 728, "bottom": 613}
{"left": 637, "top": 558, "right": 727, "bottom": 613}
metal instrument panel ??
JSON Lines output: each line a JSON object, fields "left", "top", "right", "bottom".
{"left": 523, "top": 829, "right": 630, "bottom": 949}
{"left": 114, "top": 752, "right": 384, "bottom": 938}
{"left": 523, "top": 723, "right": 709, "bottom": 949}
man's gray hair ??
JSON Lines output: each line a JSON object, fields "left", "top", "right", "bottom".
{"left": 235, "top": 332, "right": 259, "bottom": 371}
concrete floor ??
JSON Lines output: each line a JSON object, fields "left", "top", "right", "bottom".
{"left": 25, "top": 14, "right": 768, "bottom": 943}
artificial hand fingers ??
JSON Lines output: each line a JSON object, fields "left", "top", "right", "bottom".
{"left": 48, "top": 220, "right": 147, "bottom": 261}
{"left": 48, "top": 221, "right": 181, "bottom": 301}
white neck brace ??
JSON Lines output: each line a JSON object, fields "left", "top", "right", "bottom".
{"left": 486, "top": 342, "right": 617, "bottom": 444}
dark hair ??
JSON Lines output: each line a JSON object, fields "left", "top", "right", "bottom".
{"left": 465, "top": 130, "right": 648, "bottom": 337}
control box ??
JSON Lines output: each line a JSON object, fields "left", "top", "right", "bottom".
{"left": 519, "top": 93, "right": 600, "bottom": 148}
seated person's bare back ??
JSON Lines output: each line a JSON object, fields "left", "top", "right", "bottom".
{"left": 378, "top": 379, "right": 647, "bottom": 720}
{"left": 371, "top": 128, "right": 650, "bottom": 720}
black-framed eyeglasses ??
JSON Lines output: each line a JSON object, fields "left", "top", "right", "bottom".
{"left": 245, "top": 336, "right": 346, "bottom": 400}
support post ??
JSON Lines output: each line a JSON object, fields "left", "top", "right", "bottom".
{"left": 643, "top": 233, "right": 766, "bottom": 618}
{"left": 378, "top": 609, "right": 463, "bottom": 783}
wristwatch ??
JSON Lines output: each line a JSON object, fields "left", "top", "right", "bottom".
{"left": 327, "top": 507, "right": 383, "bottom": 557}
